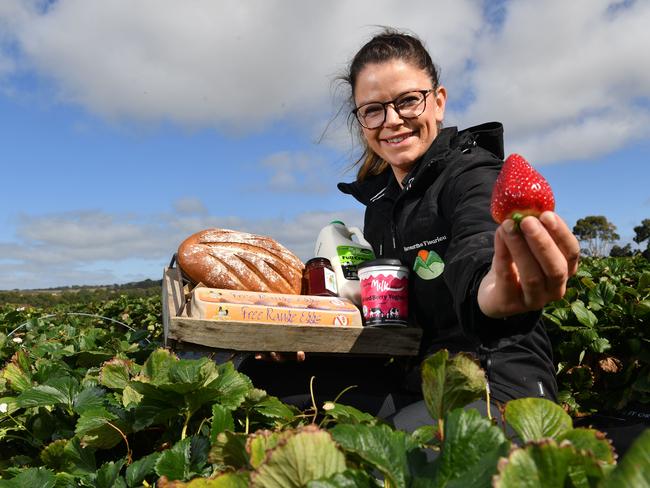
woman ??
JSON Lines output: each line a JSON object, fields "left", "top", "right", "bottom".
{"left": 336, "top": 29, "right": 580, "bottom": 429}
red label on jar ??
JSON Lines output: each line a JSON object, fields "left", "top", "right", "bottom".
{"left": 359, "top": 269, "right": 408, "bottom": 326}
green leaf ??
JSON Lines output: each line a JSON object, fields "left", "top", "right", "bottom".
{"left": 601, "top": 429, "right": 650, "bottom": 487}
{"left": 580, "top": 277, "right": 597, "bottom": 289}
{"left": 170, "top": 357, "right": 220, "bottom": 391}
{"left": 209, "top": 431, "right": 249, "bottom": 470}
{"left": 213, "top": 362, "right": 253, "bottom": 410}
{"left": 99, "top": 358, "right": 133, "bottom": 390}
{"left": 247, "top": 430, "right": 284, "bottom": 469}
{"left": 125, "top": 451, "right": 160, "bottom": 488}
{"left": 571, "top": 301, "right": 598, "bottom": 327}
{"left": 16, "top": 384, "right": 72, "bottom": 409}
{"left": 432, "top": 408, "right": 510, "bottom": 487}
{"left": 251, "top": 425, "right": 346, "bottom": 488}
{"left": 591, "top": 337, "right": 611, "bottom": 354}
{"left": 156, "top": 436, "right": 192, "bottom": 481}
{"left": 307, "top": 469, "right": 380, "bottom": 487}
{"left": 249, "top": 394, "right": 294, "bottom": 421}
{"left": 75, "top": 407, "right": 126, "bottom": 450}
{"left": 557, "top": 428, "right": 615, "bottom": 465}
{"left": 141, "top": 348, "right": 177, "bottom": 385}
{"left": 121, "top": 385, "right": 143, "bottom": 408}
{"left": 63, "top": 437, "right": 97, "bottom": 474}
{"left": 636, "top": 299, "right": 650, "bottom": 317}
{"left": 2, "top": 351, "right": 32, "bottom": 392}
{"left": 174, "top": 472, "right": 251, "bottom": 487}
{"left": 95, "top": 458, "right": 126, "bottom": 488}
{"left": 210, "top": 403, "right": 235, "bottom": 442}
{"left": 321, "top": 401, "right": 377, "bottom": 425}
{"left": 411, "top": 424, "right": 439, "bottom": 446}
{"left": 52, "top": 472, "right": 79, "bottom": 488}
{"left": 189, "top": 435, "right": 211, "bottom": 475}
{"left": 73, "top": 351, "right": 114, "bottom": 369}
{"left": 492, "top": 440, "right": 576, "bottom": 487}
{"left": 0, "top": 467, "right": 56, "bottom": 488}
{"left": 421, "top": 349, "right": 486, "bottom": 421}
{"left": 73, "top": 386, "right": 106, "bottom": 414}
{"left": 505, "top": 398, "right": 573, "bottom": 442}
{"left": 331, "top": 423, "right": 421, "bottom": 487}
{"left": 638, "top": 271, "right": 650, "bottom": 292}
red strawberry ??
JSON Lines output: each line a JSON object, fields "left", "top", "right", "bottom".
{"left": 490, "top": 153, "right": 555, "bottom": 226}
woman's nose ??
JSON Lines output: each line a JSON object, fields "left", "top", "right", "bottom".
{"left": 383, "top": 104, "right": 404, "bottom": 126}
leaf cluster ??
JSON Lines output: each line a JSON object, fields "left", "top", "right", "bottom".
{"left": 543, "top": 256, "right": 650, "bottom": 415}
{"left": 0, "top": 289, "right": 648, "bottom": 486}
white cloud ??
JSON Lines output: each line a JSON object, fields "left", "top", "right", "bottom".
{"left": 1, "top": 1, "right": 648, "bottom": 164}
{"left": 459, "top": 0, "right": 650, "bottom": 163}
{"left": 259, "top": 150, "right": 332, "bottom": 193}
{"left": 0, "top": 0, "right": 481, "bottom": 132}
{"left": 0, "top": 200, "right": 364, "bottom": 289}
{"left": 173, "top": 197, "right": 208, "bottom": 215}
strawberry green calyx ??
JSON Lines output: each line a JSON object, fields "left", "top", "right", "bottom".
{"left": 511, "top": 212, "right": 525, "bottom": 230}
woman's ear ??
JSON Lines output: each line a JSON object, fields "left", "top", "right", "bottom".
{"left": 433, "top": 86, "right": 447, "bottom": 123}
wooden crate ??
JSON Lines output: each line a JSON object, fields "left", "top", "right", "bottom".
{"left": 162, "top": 267, "right": 422, "bottom": 356}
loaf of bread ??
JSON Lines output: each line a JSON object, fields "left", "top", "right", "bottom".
{"left": 177, "top": 228, "right": 304, "bottom": 294}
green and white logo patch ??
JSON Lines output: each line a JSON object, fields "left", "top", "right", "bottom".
{"left": 413, "top": 249, "right": 444, "bottom": 280}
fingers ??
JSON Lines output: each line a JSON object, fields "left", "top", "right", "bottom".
{"left": 501, "top": 212, "right": 579, "bottom": 306}
{"left": 539, "top": 212, "right": 581, "bottom": 276}
{"left": 499, "top": 219, "right": 549, "bottom": 308}
{"left": 254, "top": 351, "right": 306, "bottom": 362}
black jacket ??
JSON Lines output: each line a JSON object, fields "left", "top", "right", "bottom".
{"left": 338, "top": 122, "right": 557, "bottom": 403}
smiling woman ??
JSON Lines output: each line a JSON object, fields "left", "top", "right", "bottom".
{"left": 333, "top": 27, "right": 581, "bottom": 434}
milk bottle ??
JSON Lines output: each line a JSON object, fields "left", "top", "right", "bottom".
{"left": 314, "top": 220, "right": 375, "bottom": 305}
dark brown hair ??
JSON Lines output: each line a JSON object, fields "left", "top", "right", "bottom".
{"left": 340, "top": 28, "right": 441, "bottom": 181}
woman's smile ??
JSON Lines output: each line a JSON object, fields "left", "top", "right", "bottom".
{"left": 382, "top": 131, "right": 417, "bottom": 145}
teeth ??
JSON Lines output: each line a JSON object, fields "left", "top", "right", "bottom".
{"left": 387, "top": 134, "right": 409, "bottom": 143}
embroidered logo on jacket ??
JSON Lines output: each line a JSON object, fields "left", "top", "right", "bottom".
{"left": 413, "top": 249, "right": 444, "bottom": 280}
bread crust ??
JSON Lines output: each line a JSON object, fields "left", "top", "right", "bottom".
{"left": 177, "top": 228, "right": 304, "bottom": 294}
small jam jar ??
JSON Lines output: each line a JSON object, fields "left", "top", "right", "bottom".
{"left": 302, "top": 257, "right": 338, "bottom": 296}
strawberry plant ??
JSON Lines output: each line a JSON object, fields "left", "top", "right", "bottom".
{"left": 544, "top": 256, "right": 650, "bottom": 416}
{"left": 1, "top": 289, "right": 649, "bottom": 486}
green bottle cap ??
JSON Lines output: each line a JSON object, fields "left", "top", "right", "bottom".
{"left": 330, "top": 220, "right": 345, "bottom": 226}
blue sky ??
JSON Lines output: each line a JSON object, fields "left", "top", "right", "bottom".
{"left": 1, "top": 0, "right": 649, "bottom": 290}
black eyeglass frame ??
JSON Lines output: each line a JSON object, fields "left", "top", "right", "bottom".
{"left": 352, "top": 88, "right": 436, "bottom": 129}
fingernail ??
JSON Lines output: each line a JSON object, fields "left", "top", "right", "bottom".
{"left": 541, "top": 211, "right": 557, "bottom": 228}
{"left": 503, "top": 220, "right": 516, "bottom": 234}
{"left": 521, "top": 216, "right": 541, "bottom": 235}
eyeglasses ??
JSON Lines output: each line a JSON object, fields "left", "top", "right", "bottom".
{"left": 353, "top": 89, "right": 435, "bottom": 129}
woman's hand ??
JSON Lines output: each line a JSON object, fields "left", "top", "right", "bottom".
{"left": 254, "top": 351, "right": 306, "bottom": 362}
{"left": 477, "top": 211, "right": 580, "bottom": 318}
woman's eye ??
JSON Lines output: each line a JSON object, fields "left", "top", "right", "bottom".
{"left": 362, "top": 105, "right": 383, "bottom": 116}
{"left": 397, "top": 96, "right": 420, "bottom": 108}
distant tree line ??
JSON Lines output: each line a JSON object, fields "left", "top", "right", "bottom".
{"left": 0, "top": 280, "right": 162, "bottom": 308}
{"left": 572, "top": 216, "right": 650, "bottom": 259}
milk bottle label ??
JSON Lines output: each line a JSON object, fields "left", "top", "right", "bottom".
{"left": 336, "top": 246, "right": 375, "bottom": 280}
{"left": 324, "top": 267, "right": 338, "bottom": 294}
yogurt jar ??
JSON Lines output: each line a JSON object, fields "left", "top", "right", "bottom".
{"left": 357, "top": 259, "right": 409, "bottom": 327}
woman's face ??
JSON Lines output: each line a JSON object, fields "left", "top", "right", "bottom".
{"left": 354, "top": 59, "right": 446, "bottom": 182}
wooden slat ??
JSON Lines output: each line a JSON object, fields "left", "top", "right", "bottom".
{"left": 162, "top": 267, "right": 188, "bottom": 347}
{"left": 167, "top": 317, "right": 421, "bottom": 355}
